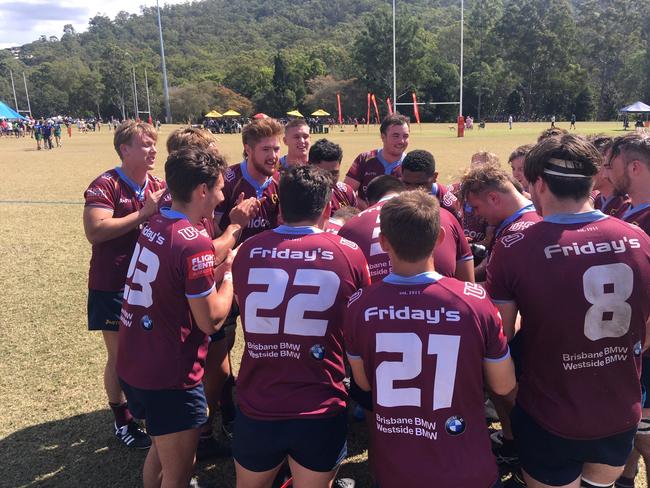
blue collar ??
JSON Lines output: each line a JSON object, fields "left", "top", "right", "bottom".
{"left": 431, "top": 183, "right": 441, "bottom": 197}
{"left": 622, "top": 202, "right": 650, "bottom": 221}
{"left": 115, "top": 166, "right": 148, "bottom": 202}
{"left": 273, "top": 225, "right": 322, "bottom": 235}
{"left": 240, "top": 160, "right": 274, "bottom": 199}
{"left": 543, "top": 210, "right": 607, "bottom": 224}
{"left": 384, "top": 271, "right": 443, "bottom": 285}
{"left": 279, "top": 155, "right": 288, "bottom": 169}
{"left": 495, "top": 203, "right": 535, "bottom": 237}
{"left": 160, "top": 207, "right": 189, "bottom": 220}
{"left": 376, "top": 149, "right": 404, "bottom": 175}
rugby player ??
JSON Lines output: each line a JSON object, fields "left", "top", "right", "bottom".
{"left": 399, "top": 149, "right": 463, "bottom": 221}
{"left": 83, "top": 121, "right": 165, "bottom": 449}
{"left": 344, "top": 190, "right": 516, "bottom": 488}
{"left": 508, "top": 144, "right": 533, "bottom": 194}
{"left": 604, "top": 132, "right": 650, "bottom": 487}
{"left": 339, "top": 172, "right": 474, "bottom": 284}
{"left": 231, "top": 166, "right": 370, "bottom": 488}
{"left": 460, "top": 164, "right": 541, "bottom": 469}
{"left": 279, "top": 118, "right": 310, "bottom": 169}
{"left": 460, "top": 164, "right": 540, "bottom": 283}
{"left": 166, "top": 126, "right": 262, "bottom": 459}
{"left": 117, "top": 147, "right": 235, "bottom": 488}
{"left": 588, "top": 136, "right": 630, "bottom": 217}
{"left": 212, "top": 118, "right": 284, "bottom": 439}
{"left": 308, "top": 138, "right": 357, "bottom": 215}
{"left": 344, "top": 114, "right": 409, "bottom": 207}
{"left": 487, "top": 134, "right": 650, "bottom": 488}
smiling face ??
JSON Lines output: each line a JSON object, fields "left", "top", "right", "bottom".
{"left": 283, "top": 125, "right": 311, "bottom": 161}
{"left": 381, "top": 123, "right": 410, "bottom": 159}
{"left": 246, "top": 136, "right": 281, "bottom": 178}
{"left": 122, "top": 133, "right": 157, "bottom": 172}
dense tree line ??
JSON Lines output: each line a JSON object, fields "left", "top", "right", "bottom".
{"left": 0, "top": 0, "right": 648, "bottom": 122}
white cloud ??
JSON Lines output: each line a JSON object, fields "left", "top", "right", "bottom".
{"left": 0, "top": 0, "right": 190, "bottom": 49}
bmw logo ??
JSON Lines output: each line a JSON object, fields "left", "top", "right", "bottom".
{"left": 141, "top": 315, "right": 154, "bottom": 331}
{"left": 445, "top": 416, "right": 466, "bottom": 436}
{"left": 310, "top": 344, "right": 325, "bottom": 361}
{"left": 635, "top": 341, "right": 642, "bottom": 357}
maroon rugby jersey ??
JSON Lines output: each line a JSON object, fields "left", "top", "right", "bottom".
{"left": 214, "top": 160, "right": 280, "bottom": 244}
{"left": 594, "top": 192, "right": 631, "bottom": 218}
{"left": 339, "top": 196, "right": 472, "bottom": 283}
{"left": 84, "top": 168, "right": 166, "bottom": 291}
{"left": 117, "top": 208, "right": 215, "bottom": 390}
{"left": 325, "top": 218, "right": 342, "bottom": 235}
{"left": 487, "top": 211, "right": 650, "bottom": 439}
{"left": 622, "top": 203, "right": 650, "bottom": 235}
{"left": 345, "top": 272, "right": 508, "bottom": 488}
{"left": 330, "top": 181, "right": 357, "bottom": 216}
{"left": 346, "top": 149, "right": 403, "bottom": 202}
{"left": 232, "top": 225, "right": 370, "bottom": 419}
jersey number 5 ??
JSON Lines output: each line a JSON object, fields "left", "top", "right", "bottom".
{"left": 375, "top": 333, "right": 460, "bottom": 411}
{"left": 244, "top": 268, "right": 340, "bottom": 336}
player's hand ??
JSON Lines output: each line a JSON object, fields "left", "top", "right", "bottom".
{"left": 142, "top": 189, "right": 166, "bottom": 218}
{"left": 229, "top": 192, "right": 262, "bottom": 227}
{"left": 213, "top": 249, "right": 235, "bottom": 282}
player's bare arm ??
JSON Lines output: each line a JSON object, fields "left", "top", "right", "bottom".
{"left": 212, "top": 193, "right": 261, "bottom": 262}
{"left": 343, "top": 176, "right": 360, "bottom": 192}
{"left": 188, "top": 250, "right": 234, "bottom": 335}
{"left": 454, "top": 258, "right": 475, "bottom": 283}
{"left": 494, "top": 301, "right": 518, "bottom": 341}
{"left": 348, "top": 357, "right": 371, "bottom": 392}
{"left": 484, "top": 357, "right": 516, "bottom": 397}
{"left": 83, "top": 188, "right": 165, "bottom": 244}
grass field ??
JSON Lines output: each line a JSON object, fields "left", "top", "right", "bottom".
{"left": 0, "top": 121, "right": 644, "bottom": 487}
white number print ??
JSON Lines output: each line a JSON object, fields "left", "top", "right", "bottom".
{"left": 376, "top": 333, "right": 460, "bottom": 410}
{"left": 244, "top": 268, "right": 341, "bottom": 336}
{"left": 124, "top": 243, "right": 160, "bottom": 308}
{"left": 369, "top": 213, "right": 383, "bottom": 256}
{"left": 583, "top": 263, "right": 633, "bottom": 341}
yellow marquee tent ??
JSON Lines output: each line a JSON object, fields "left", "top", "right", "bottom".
{"left": 222, "top": 109, "right": 241, "bottom": 116}
{"left": 311, "top": 109, "right": 330, "bottom": 116}
{"left": 205, "top": 110, "right": 222, "bottom": 118}
{"left": 286, "top": 110, "right": 304, "bottom": 117}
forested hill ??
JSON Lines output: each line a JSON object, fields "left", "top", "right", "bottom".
{"left": 1, "top": 0, "right": 648, "bottom": 122}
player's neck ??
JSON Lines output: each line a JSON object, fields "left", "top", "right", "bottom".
{"left": 541, "top": 197, "right": 593, "bottom": 218}
{"left": 390, "top": 256, "right": 436, "bottom": 277}
{"left": 287, "top": 152, "right": 308, "bottom": 165}
{"left": 119, "top": 161, "right": 148, "bottom": 186}
{"left": 628, "top": 180, "right": 650, "bottom": 207}
{"left": 170, "top": 201, "right": 202, "bottom": 226}
{"left": 245, "top": 160, "right": 270, "bottom": 185}
{"left": 504, "top": 192, "right": 532, "bottom": 218}
{"left": 380, "top": 148, "right": 402, "bottom": 163}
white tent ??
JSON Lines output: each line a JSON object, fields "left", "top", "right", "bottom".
{"left": 619, "top": 101, "right": 650, "bottom": 113}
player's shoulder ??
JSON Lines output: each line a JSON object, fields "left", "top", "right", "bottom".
{"left": 354, "top": 148, "right": 379, "bottom": 163}
{"left": 170, "top": 217, "right": 213, "bottom": 251}
{"left": 335, "top": 181, "right": 353, "bottom": 193}
{"left": 223, "top": 163, "right": 243, "bottom": 184}
{"left": 436, "top": 278, "right": 496, "bottom": 317}
{"left": 89, "top": 168, "right": 119, "bottom": 187}
{"left": 147, "top": 173, "right": 166, "bottom": 188}
{"left": 345, "top": 280, "right": 384, "bottom": 310}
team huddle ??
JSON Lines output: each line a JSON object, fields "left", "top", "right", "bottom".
{"left": 83, "top": 115, "right": 650, "bottom": 488}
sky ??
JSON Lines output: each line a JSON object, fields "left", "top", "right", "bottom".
{"left": 0, "top": 0, "right": 190, "bottom": 49}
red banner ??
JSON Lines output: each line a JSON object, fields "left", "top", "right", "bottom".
{"left": 386, "top": 97, "right": 393, "bottom": 115}
{"left": 337, "top": 93, "right": 343, "bottom": 125}
{"left": 367, "top": 93, "right": 371, "bottom": 126}
{"left": 412, "top": 92, "right": 421, "bottom": 125}
{"left": 371, "top": 93, "right": 381, "bottom": 124}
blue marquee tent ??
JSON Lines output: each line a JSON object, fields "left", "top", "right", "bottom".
{"left": 0, "top": 100, "right": 27, "bottom": 120}
{"left": 619, "top": 101, "right": 650, "bottom": 113}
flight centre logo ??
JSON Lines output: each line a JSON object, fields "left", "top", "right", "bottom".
{"left": 445, "top": 416, "right": 466, "bottom": 436}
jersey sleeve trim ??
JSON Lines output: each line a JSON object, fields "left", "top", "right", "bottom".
{"left": 457, "top": 255, "right": 474, "bottom": 262}
{"left": 346, "top": 352, "right": 362, "bottom": 360}
{"left": 484, "top": 347, "right": 511, "bottom": 363}
{"left": 491, "top": 298, "right": 515, "bottom": 304}
{"left": 185, "top": 283, "right": 216, "bottom": 299}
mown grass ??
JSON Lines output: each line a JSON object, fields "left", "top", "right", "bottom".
{"left": 1, "top": 121, "right": 643, "bottom": 487}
